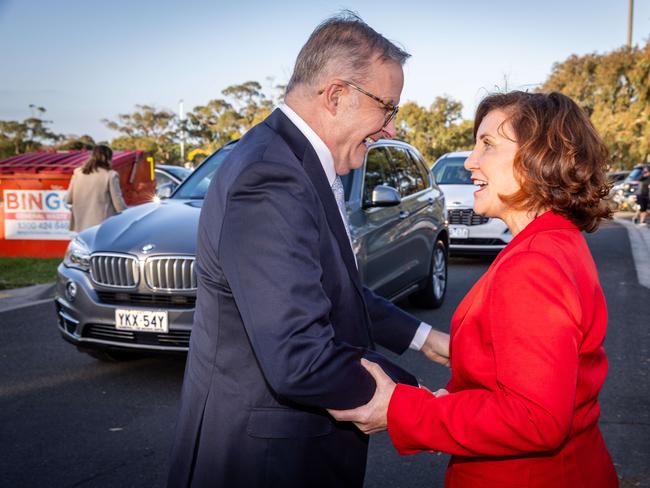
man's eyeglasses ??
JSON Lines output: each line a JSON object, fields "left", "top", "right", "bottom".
{"left": 318, "top": 80, "right": 399, "bottom": 128}
{"left": 343, "top": 81, "right": 399, "bottom": 128}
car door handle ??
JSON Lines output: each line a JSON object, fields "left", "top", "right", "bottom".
{"left": 399, "top": 210, "right": 410, "bottom": 219}
{"left": 428, "top": 198, "right": 435, "bottom": 205}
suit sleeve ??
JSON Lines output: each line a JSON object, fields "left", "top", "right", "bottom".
{"left": 387, "top": 251, "right": 583, "bottom": 456}
{"left": 220, "top": 161, "right": 393, "bottom": 409}
{"left": 363, "top": 286, "right": 420, "bottom": 354}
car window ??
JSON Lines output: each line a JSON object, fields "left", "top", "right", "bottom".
{"left": 164, "top": 166, "right": 192, "bottom": 180}
{"left": 408, "top": 150, "right": 431, "bottom": 189}
{"left": 173, "top": 143, "right": 236, "bottom": 199}
{"left": 432, "top": 157, "right": 472, "bottom": 185}
{"left": 627, "top": 167, "right": 649, "bottom": 182}
{"left": 155, "top": 171, "right": 173, "bottom": 186}
{"left": 363, "top": 147, "right": 396, "bottom": 203}
{"left": 386, "top": 146, "right": 425, "bottom": 197}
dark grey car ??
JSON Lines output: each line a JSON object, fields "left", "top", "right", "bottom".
{"left": 55, "top": 139, "right": 448, "bottom": 360}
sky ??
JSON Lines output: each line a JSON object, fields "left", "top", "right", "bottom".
{"left": 1, "top": 0, "right": 649, "bottom": 142}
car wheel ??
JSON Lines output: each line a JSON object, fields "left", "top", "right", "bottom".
{"left": 411, "top": 239, "right": 448, "bottom": 309}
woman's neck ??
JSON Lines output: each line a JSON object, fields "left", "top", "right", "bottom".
{"left": 501, "top": 208, "right": 548, "bottom": 237}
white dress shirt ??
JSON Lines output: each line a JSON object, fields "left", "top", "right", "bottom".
{"left": 277, "top": 104, "right": 432, "bottom": 351}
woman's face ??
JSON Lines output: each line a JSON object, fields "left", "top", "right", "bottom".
{"left": 464, "top": 109, "right": 520, "bottom": 221}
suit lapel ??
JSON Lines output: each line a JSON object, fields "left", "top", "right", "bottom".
{"left": 264, "top": 110, "right": 364, "bottom": 296}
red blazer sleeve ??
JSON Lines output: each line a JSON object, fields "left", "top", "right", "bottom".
{"left": 388, "top": 251, "right": 584, "bottom": 457}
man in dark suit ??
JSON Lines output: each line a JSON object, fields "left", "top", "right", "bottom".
{"left": 168, "top": 12, "right": 450, "bottom": 488}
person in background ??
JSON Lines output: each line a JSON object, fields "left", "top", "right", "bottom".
{"left": 330, "top": 91, "right": 619, "bottom": 488}
{"left": 65, "top": 144, "right": 127, "bottom": 232}
{"left": 633, "top": 166, "right": 649, "bottom": 225}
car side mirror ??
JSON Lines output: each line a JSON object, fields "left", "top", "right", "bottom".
{"left": 366, "top": 185, "right": 401, "bottom": 208}
{"left": 157, "top": 183, "right": 174, "bottom": 199}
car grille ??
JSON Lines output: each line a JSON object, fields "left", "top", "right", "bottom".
{"left": 82, "top": 324, "right": 191, "bottom": 349}
{"left": 89, "top": 253, "right": 197, "bottom": 291}
{"left": 448, "top": 209, "right": 490, "bottom": 226}
{"left": 96, "top": 291, "right": 196, "bottom": 309}
{"left": 90, "top": 254, "right": 139, "bottom": 288}
{"left": 144, "top": 256, "right": 197, "bottom": 291}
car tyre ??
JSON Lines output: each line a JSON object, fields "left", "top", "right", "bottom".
{"left": 411, "top": 239, "right": 448, "bottom": 309}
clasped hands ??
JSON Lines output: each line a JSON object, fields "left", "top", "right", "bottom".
{"left": 328, "top": 329, "right": 450, "bottom": 435}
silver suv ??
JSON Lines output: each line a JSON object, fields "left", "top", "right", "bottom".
{"left": 55, "top": 139, "right": 448, "bottom": 360}
{"left": 432, "top": 151, "right": 512, "bottom": 252}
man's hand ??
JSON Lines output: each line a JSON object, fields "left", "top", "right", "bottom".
{"left": 327, "top": 359, "right": 395, "bottom": 434}
{"left": 421, "top": 328, "right": 451, "bottom": 367}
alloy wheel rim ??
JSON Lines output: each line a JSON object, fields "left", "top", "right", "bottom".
{"left": 432, "top": 247, "right": 447, "bottom": 299}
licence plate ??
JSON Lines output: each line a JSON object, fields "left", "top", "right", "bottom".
{"left": 449, "top": 225, "right": 469, "bottom": 239}
{"left": 115, "top": 309, "right": 168, "bottom": 333}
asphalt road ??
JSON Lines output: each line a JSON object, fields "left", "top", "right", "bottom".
{"left": 1, "top": 221, "right": 648, "bottom": 487}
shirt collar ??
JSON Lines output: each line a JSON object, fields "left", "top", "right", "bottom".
{"left": 278, "top": 103, "right": 337, "bottom": 186}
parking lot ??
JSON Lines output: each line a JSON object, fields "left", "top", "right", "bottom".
{"left": 1, "top": 220, "right": 649, "bottom": 487}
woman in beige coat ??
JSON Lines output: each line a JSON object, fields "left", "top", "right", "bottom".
{"left": 66, "top": 145, "right": 127, "bottom": 232}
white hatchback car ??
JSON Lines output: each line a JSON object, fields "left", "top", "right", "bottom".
{"left": 432, "top": 151, "right": 512, "bottom": 253}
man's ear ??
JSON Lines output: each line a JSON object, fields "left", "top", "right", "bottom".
{"left": 321, "top": 80, "right": 346, "bottom": 116}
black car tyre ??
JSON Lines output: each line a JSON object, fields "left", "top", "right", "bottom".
{"left": 411, "top": 239, "right": 447, "bottom": 309}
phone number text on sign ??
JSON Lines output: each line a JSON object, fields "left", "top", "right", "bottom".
{"left": 3, "top": 190, "right": 73, "bottom": 240}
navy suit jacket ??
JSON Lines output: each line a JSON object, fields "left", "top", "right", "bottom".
{"left": 168, "top": 109, "right": 420, "bottom": 487}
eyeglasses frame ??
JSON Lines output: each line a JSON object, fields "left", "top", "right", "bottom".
{"left": 318, "top": 80, "right": 399, "bottom": 128}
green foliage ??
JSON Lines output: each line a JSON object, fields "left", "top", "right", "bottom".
{"left": 56, "top": 134, "right": 96, "bottom": 150}
{"left": 104, "top": 82, "right": 277, "bottom": 163}
{"left": 185, "top": 81, "right": 275, "bottom": 154}
{"left": 396, "top": 97, "right": 474, "bottom": 165}
{"left": 102, "top": 104, "right": 180, "bottom": 163}
{"left": 540, "top": 41, "right": 650, "bottom": 169}
{"left": 0, "top": 257, "right": 61, "bottom": 289}
{"left": 0, "top": 107, "right": 61, "bottom": 159}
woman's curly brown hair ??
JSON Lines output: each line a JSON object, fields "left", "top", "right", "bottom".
{"left": 474, "top": 91, "right": 612, "bottom": 232}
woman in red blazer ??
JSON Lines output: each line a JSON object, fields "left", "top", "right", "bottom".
{"left": 330, "top": 91, "right": 618, "bottom": 487}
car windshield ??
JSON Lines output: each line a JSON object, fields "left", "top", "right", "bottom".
{"left": 432, "top": 157, "right": 472, "bottom": 185}
{"left": 173, "top": 143, "right": 236, "bottom": 199}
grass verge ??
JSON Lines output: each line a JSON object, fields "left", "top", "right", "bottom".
{"left": 0, "top": 257, "right": 61, "bottom": 290}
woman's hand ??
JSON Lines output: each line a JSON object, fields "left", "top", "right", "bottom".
{"left": 327, "top": 359, "right": 396, "bottom": 434}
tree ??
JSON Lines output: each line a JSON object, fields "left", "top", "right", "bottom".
{"left": 103, "top": 105, "right": 180, "bottom": 163}
{"left": 396, "top": 96, "right": 474, "bottom": 164}
{"left": 56, "top": 134, "right": 96, "bottom": 150}
{"left": 185, "top": 99, "right": 238, "bottom": 151}
{"left": 221, "top": 81, "right": 274, "bottom": 132}
{"left": 185, "top": 80, "right": 276, "bottom": 154}
{"left": 0, "top": 107, "right": 62, "bottom": 159}
{"left": 540, "top": 41, "right": 650, "bottom": 168}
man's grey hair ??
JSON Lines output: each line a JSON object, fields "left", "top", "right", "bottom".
{"left": 285, "top": 11, "right": 410, "bottom": 95}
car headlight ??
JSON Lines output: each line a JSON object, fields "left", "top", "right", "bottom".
{"left": 63, "top": 236, "right": 91, "bottom": 271}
